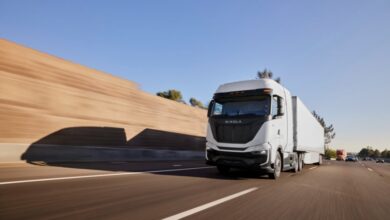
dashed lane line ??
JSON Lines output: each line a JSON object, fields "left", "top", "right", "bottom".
{"left": 162, "top": 187, "right": 258, "bottom": 220}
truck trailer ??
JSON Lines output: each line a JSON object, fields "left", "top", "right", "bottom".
{"left": 336, "top": 149, "right": 347, "bottom": 161}
{"left": 205, "top": 79, "right": 325, "bottom": 179}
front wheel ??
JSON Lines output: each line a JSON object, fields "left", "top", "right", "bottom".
{"left": 269, "top": 152, "right": 282, "bottom": 179}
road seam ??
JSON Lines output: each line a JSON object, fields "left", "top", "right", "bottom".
{"left": 162, "top": 187, "right": 258, "bottom": 220}
{"left": 0, "top": 166, "right": 213, "bottom": 185}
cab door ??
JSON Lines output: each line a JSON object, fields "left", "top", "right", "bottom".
{"left": 270, "top": 95, "right": 283, "bottom": 149}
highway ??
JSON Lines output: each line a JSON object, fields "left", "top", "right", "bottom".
{"left": 1, "top": 160, "right": 389, "bottom": 220}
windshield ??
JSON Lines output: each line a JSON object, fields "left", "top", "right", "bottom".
{"left": 211, "top": 96, "right": 270, "bottom": 117}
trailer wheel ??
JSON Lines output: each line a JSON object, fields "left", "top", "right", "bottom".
{"left": 298, "top": 154, "right": 303, "bottom": 171}
{"left": 217, "top": 165, "right": 230, "bottom": 175}
{"left": 317, "top": 155, "right": 322, "bottom": 166}
{"left": 269, "top": 152, "right": 282, "bottom": 179}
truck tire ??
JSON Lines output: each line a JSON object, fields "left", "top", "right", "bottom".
{"left": 298, "top": 154, "right": 303, "bottom": 172}
{"left": 269, "top": 152, "right": 282, "bottom": 179}
{"left": 217, "top": 165, "right": 230, "bottom": 175}
{"left": 315, "top": 155, "right": 323, "bottom": 165}
{"left": 293, "top": 154, "right": 299, "bottom": 173}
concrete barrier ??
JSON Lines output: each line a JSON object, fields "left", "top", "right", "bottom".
{"left": 20, "top": 144, "right": 204, "bottom": 163}
{"left": 0, "top": 39, "right": 207, "bottom": 162}
{"left": 0, "top": 144, "right": 30, "bottom": 162}
{"left": 0, "top": 143, "right": 204, "bottom": 163}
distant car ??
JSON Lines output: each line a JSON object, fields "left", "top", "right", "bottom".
{"left": 376, "top": 159, "right": 385, "bottom": 163}
{"left": 346, "top": 156, "right": 358, "bottom": 162}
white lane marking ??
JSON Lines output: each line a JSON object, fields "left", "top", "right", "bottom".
{"left": 309, "top": 166, "right": 318, "bottom": 170}
{"left": 162, "top": 187, "right": 258, "bottom": 220}
{"left": 367, "top": 168, "right": 373, "bottom": 172}
{"left": 0, "top": 166, "right": 213, "bottom": 186}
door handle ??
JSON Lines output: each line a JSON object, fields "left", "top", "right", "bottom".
{"left": 278, "top": 129, "right": 280, "bottom": 135}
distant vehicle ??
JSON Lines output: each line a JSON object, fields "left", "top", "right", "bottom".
{"left": 376, "top": 159, "right": 385, "bottom": 163}
{"left": 336, "top": 149, "right": 347, "bottom": 161}
{"left": 205, "top": 79, "right": 325, "bottom": 179}
{"left": 364, "top": 157, "right": 374, "bottom": 161}
{"left": 345, "top": 155, "right": 357, "bottom": 162}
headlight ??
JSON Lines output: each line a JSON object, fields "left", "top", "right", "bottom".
{"left": 252, "top": 150, "right": 268, "bottom": 155}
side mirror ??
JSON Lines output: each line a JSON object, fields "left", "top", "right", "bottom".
{"left": 207, "top": 100, "right": 215, "bottom": 117}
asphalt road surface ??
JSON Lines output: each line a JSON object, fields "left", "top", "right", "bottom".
{"left": 1, "top": 160, "right": 389, "bottom": 220}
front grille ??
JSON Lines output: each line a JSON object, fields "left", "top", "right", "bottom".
{"left": 209, "top": 117, "right": 268, "bottom": 144}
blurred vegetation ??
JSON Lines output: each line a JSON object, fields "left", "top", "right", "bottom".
{"left": 324, "top": 148, "right": 337, "bottom": 159}
{"left": 358, "top": 146, "right": 390, "bottom": 158}
{"left": 156, "top": 90, "right": 207, "bottom": 109}
{"left": 312, "top": 111, "right": 336, "bottom": 147}
{"left": 189, "top": 97, "right": 206, "bottom": 109}
{"left": 156, "top": 89, "right": 184, "bottom": 103}
{"left": 257, "top": 68, "right": 281, "bottom": 83}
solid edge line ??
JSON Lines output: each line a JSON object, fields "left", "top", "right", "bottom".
{"left": 0, "top": 166, "right": 213, "bottom": 185}
{"left": 162, "top": 187, "right": 258, "bottom": 220}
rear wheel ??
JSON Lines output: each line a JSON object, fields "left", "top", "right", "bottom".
{"left": 217, "top": 165, "right": 230, "bottom": 175}
{"left": 292, "top": 154, "right": 299, "bottom": 173}
{"left": 269, "top": 152, "right": 282, "bottom": 179}
{"left": 315, "top": 155, "right": 323, "bottom": 165}
{"left": 298, "top": 153, "right": 303, "bottom": 171}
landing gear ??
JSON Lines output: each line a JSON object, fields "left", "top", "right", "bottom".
{"left": 269, "top": 152, "right": 282, "bottom": 179}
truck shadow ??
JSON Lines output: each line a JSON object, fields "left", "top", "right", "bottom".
{"left": 20, "top": 126, "right": 271, "bottom": 180}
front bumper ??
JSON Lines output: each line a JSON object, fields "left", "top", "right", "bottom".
{"left": 206, "top": 149, "right": 273, "bottom": 172}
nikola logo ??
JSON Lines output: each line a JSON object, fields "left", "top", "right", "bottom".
{"left": 225, "top": 120, "right": 243, "bottom": 124}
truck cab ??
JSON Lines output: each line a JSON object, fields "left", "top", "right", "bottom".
{"left": 205, "top": 79, "right": 298, "bottom": 179}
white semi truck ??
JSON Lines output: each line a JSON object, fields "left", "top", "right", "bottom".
{"left": 206, "top": 79, "right": 324, "bottom": 179}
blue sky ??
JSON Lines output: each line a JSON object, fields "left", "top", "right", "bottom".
{"left": 1, "top": 0, "right": 390, "bottom": 152}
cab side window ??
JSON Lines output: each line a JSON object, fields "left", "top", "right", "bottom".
{"left": 271, "top": 96, "right": 278, "bottom": 116}
{"left": 272, "top": 95, "right": 284, "bottom": 118}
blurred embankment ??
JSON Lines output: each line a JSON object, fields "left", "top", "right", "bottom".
{"left": 0, "top": 39, "right": 207, "bottom": 162}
